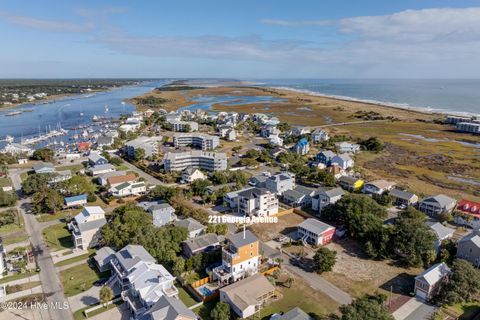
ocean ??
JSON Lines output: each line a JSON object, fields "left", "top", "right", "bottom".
{"left": 253, "top": 79, "right": 480, "bottom": 117}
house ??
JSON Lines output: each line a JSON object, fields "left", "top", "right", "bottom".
{"left": 88, "top": 164, "right": 115, "bottom": 176}
{"left": 268, "top": 135, "right": 283, "bottom": 147}
{"left": 390, "top": 188, "right": 419, "bottom": 206}
{"left": 67, "top": 206, "right": 107, "bottom": 250}
{"left": 174, "top": 218, "right": 206, "bottom": 238}
{"left": 110, "top": 245, "right": 178, "bottom": 318}
{"left": 282, "top": 185, "right": 316, "bottom": 208}
{"left": 143, "top": 295, "right": 197, "bottom": 320}
{"left": 419, "top": 194, "right": 457, "bottom": 217}
{"left": 106, "top": 173, "right": 137, "bottom": 188}
{"left": 88, "top": 152, "right": 108, "bottom": 166}
{"left": 294, "top": 138, "right": 310, "bottom": 155}
{"left": 316, "top": 150, "right": 336, "bottom": 166}
{"left": 237, "top": 188, "right": 278, "bottom": 217}
{"left": 96, "top": 135, "right": 114, "bottom": 148}
{"left": 32, "top": 162, "right": 55, "bottom": 174}
{"left": 265, "top": 172, "right": 296, "bottom": 196}
{"left": 110, "top": 181, "right": 146, "bottom": 197}
{"left": 336, "top": 142, "right": 361, "bottom": 153}
{"left": 454, "top": 199, "right": 480, "bottom": 229}
{"left": 77, "top": 141, "right": 92, "bottom": 152}
{"left": 291, "top": 127, "right": 311, "bottom": 136}
{"left": 181, "top": 167, "right": 206, "bottom": 184}
{"left": 297, "top": 218, "right": 335, "bottom": 246}
{"left": 64, "top": 194, "right": 88, "bottom": 208}
{"left": 213, "top": 230, "right": 260, "bottom": 286}
{"left": 427, "top": 222, "right": 455, "bottom": 253}
{"left": 414, "top": 262, "right": 451, "bottom": 301}
{"left": 93, "top": 246, "right": 116, "bottom": 272}
{"left": 362, "top": 180, "right": 396, "bottom": 195}
{"left": 331, "top": 154, "right": 354, "bottom": 170}
{"left": 139, "top": 201, "right": 177, "bottom": 227}
{"left": 48, "top": 170, "right": 72, "bottom": 184}
{"left": 272, "top": 307, "right": 312, "bottom": 320}
{"left": 182, "top": 233, "right": 224, "bottom": 258}
{"left": 98, "top": 171, "right": 127, "bottom": 186}
{"left": 249, "top": 175, "right": 269, "bottom": 188}
{"left": 456, "top": 230, "right": 480, "bottom": 267}
{"left": 311, "top": 129, "right": 329, "bottom": 143}
{"left": 311, "top": 187, "right": 345, "bottom": 213}
{"left": 338, "top": 176, "right": 364, "bottom": 192}
{"left": 261, "top": 125, "right": 280, "bottom": 138}
{"left": 219, "top": 274, "right": 275, "bottom": 319}
{"left": 224, "top": 187, "right": 255, "bottom": 208}
{"left": 226, "top": 129, "right": 237, "bottom": 141}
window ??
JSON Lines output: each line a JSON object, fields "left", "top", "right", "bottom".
{"left": 251, "top": 252, "right": 253, "bottom": 257}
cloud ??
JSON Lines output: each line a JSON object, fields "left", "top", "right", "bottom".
{"left": 74, "top": 6, "right": 128, "bottom": 17}
{"left": 259, "top": 18, "right": 332, "bottom": 27}
{"left": 0, "top": 12, "right": 94, "bottom": 33}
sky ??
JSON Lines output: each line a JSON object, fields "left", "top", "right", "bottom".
{"left": 1, "top": 0, "right": 480, "bottom": 78}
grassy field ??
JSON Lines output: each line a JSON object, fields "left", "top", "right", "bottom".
{"left": 193, "top": 300, "right": 217, "bottom": 320}
{"left": 0, "top": 177, "right": 12, "bottom": 187}
{"left": 0, "top": 271, "right": 38, "bottom": 285}
{"left": 176, "top": 282, "right": 198, "bottom": 307}
{"left": 36, "top": 207, "right": 82, "bottom": 223}
{"left": 56, "top": 164, "right": 84, "bottom": 173}
{"left": 42, "top": 223, "right": 73, "bottom": 251}
{"left": 59, "top": 264, "right": 109, "bottom": 297}
{"left": 54, "top": 250, "right": 95, "bottom": 267}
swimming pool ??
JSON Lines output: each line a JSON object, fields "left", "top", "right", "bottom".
{"left": 198, "top": 286, "right": 213, "bottom": 296}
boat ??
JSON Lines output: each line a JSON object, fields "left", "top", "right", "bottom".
{"left": 104, "top": 105, "right": 109, "bottom": 113}
{"left": 1, "top": 135, "right": 14, "bottom": 143}
{"left": 5, "top": 111, "right": 22, "bottom": 116}
{"left": 80, "top": 112, "right": 84, "bottom": 116}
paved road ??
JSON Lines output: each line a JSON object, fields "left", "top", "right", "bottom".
{"left": 120, "top": 159, "right": 163, "bottom": 185}
{"left": 10, "top": 169, "right": 73, "bottom": 320}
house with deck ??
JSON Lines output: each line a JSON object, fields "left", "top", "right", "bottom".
{"left": 297, "top": 218, "right": 335, "bottom": 246}
{"left": 419, "top": 194, "right": 457, "bottom": 217}
{"left": 414, "top": 262, "right": 451, "bottom": 301}
{"left": 456, "top": 230, "right": 480, "bottom": 267}
{"left": 67, "top": 206, "right": 107, "bottom": 250}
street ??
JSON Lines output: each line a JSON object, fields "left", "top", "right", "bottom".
{"left": 10, "top": 169, "right": 74, "bottom": 320}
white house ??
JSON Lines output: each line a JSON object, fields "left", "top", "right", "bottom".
{"left": 110, "top": 181, "right": 146, "bottom": 197}
{"left": 174, "top": 218, "right": 206, "bottom": 238}
{"left": 337, "top": 142, "right": 361, "bottom": 153}
{"left": 181, "top": 167, "right": 206, "bottom": 184}
{"left": 331, "top": 154, "right": 354, "bottom": 170}
{"left": 67, "top": 206, "right": 107, "bottom": 250}
{"left": 362, "top": 180, "right": 396, "bottom": 195}
{"left": 311, "top": 129, "right": 329, "bottom": 143}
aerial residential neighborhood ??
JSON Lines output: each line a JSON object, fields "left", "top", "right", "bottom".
{"left": 1, "top": 2, "right": 480, "bottom": 320}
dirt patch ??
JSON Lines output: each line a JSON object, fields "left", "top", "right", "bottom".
{"left": 249, "top": 213, "right": 305, "bottom": 243}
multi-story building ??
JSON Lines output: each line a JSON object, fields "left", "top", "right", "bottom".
{"left": 111, "top": 245, "right": 178, "bottom": 319}
{"left": 265, "top": 172, "right": 295, "bottom": 196}
{"left": 237, "top": 188, "right": 278, "bottom": 217}
{"left": 294, "top": 138, "right": 310, "bottom": 155}
{"left": 213, "top": 230, "right": 260, "bottom": 286}
{"left": 168, "top": 120, "right": 199, "bottom": 132}
{"left": 163, "top": 151, "right": 227, "bottom": 172}
{"left": 456, "top": 122, "right": 480, "bottom": 134}
{"left": 311, "top": 187, "right": 345, "bottom": 212}
{"left": 418, "top": 194, "right": 457, "bottom": 217}
{"left": 67, "top": 206, "right": 107, "bottom": 250}
{"left": 311, "top": 129, "right": 330, "bottom": 143}
{"left": 173, "top": 133, "right": 219, "bottom": 150}
{"left": 124, "top": 136, "right": 161, "bottom": 159}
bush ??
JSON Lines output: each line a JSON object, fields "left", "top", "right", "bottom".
{"left": 312, "top": 247, "right": 337, "bottom": 274}
{"left": 87, "top": 193, "right": 97, "bottom": 203}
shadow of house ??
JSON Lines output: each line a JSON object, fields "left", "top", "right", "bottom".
{"left": 379, "top": 272, "right": 415, "bottom": 296}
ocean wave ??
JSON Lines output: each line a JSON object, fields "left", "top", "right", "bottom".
{"left": 269, "top": 86, "right": 480, "bottom": 117}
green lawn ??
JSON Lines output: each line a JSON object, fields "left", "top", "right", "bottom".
{"left": 36, "top": 208, "right": 81, "bottom": 223}
{"left": 0, "top": 271, "right": 38, "bottom": 285}
{"left": 55, "top": 250, "right": 95, "bottom": 267}
{"left": 59, "top": 264, "right": 110, "bottom": 297}
{"left": 0, "top": 177, "right": 11, "bottom": 187}
{"left": 115, "top": 164, "right": 129, "bottom": 171}
{"left": 56, "top": 164, "right": 84, "bottom": 173}
{"left": 176, "top": 281, "right": 198, "bottom": 307}
{"left": 20, "top": 172, "right": 28, "bottom": 182}
{"left": 193, "top": 300, "right": 217, "bottom": 320}
{"left": 2, "top": 233, "right": 28, "bottom": 246}
{"left": 42, "top": 223, "right": 73, "bottom": 251}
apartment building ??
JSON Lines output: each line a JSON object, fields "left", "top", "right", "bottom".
{"left": 168, "top": 120, "right": 199, "bottom": 132}
{"left": 124, "top": 136, "right": 161, "bottom": 159}
{"left": 213, "top": 230, "right": 261, "bottom": 286}
{"left": 456, "top": 122, "right": 480, "bottom": 134}
{"left": 173, "top": 133, "right": 219, "bottom": 150}
{"left": 163, "top": 151, "right": 227, "bottom": 172}
{"left": 237, "top": 187, "right": 278, "bottom": 217}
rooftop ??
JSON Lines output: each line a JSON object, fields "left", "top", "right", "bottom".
{"left": 298, "top": 218, "right": 334, "bottom": 235}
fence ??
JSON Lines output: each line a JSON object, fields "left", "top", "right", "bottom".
{"left": 261, "top": 266, "right": 279, "bottom": 276}
{"left": 190, "top": 276, "right": 210, "bottom": 288}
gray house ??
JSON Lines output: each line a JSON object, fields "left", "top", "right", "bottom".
{"left": 182, "top": 233, "right": 224, "bottom": 258}
{"left": 275, "top": 307, "right": 313, "bottom": 320}
{"left": 419, "top": 194, "right": 457, "bottom": 216}
{"left": 283, "top": 185, "right": 316, "bottom": 207}
{"left": 174, "top": 218, "right": 206, "bottom": 238}
{"left": 427, "top": 222, "right": 454, "bottom": 254}
{"left": 138, "top": 201, "right": 177, "bottom": 227}
{"left": 265, "top": 172, "right": 296, "bottom": 195}
{"left": 93, "top": 246, "right": 116, "bottom": 272}
{"left": 390, "top": 188, "right": 418, "bottom": 206}
{"left": 311, "top": 187, "right": 345, "bottom": 213}
{"left": 456, "top": 230, "right": 480, "bottom": 267}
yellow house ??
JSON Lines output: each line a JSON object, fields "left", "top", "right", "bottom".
{"left": 338, "top": 176, "right": 364, "bottom": 192}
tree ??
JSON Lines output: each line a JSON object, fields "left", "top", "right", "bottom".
{"left": 32, "top": 187, "right": 64, "bottom": 214}
{"left": 99, "top": 286, "right": 113, "bottom": 307}
{"left": 58, "top": 175, "right": 95, "bottom": 196}
{"left": 358, "top": 137, "right": 385, "bottom": 152}
{"left": 229, "top": 171, "right": 247, "bottom": 187}
{"left": 391, "top": 207, "right": 436, "bottom": 267}
{"left": 438, "top": 239, "right": 457, "bottom": 265}
{"left": 211, "top": 172, "right": 228, "bottom": 185}
{"left": 0, "top": 209, "right": 16, "bottom": 227}
{"left": 312, "top": 247, "right": 337, "bottom": 274}
{"left": 210, "top": 301, "right": 231, "bottom": 320}
{"left": 191, "top": 179, "right": 212, "bottom": 196}
{"left": 134, "top": 148, "right": 146, "bottom": 161}
{"left": 339, "top": 294, "right": 393, "bottom": 320}
{"left": 0, "top": 190, "right": 17, "bottom": 207}
{"left": 22, "top": 173, "right": 54, "bottom": 195}
{"left": 32, "top": 147, "right": 54, "bottom": 162}
{"left": 438, "top": 259, "right": 480, "bottom": 305}
{"left": 109, "top": 157, "right": 123, "bottom": 166}
{"left": 148, "top": 185, "right": 181, "bottom": 202}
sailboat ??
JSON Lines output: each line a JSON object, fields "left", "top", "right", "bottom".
{"left": 104, "top": 104, "right": 109, "bottom": 113}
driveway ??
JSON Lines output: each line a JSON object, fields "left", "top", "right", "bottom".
{"left": 67, "top": 281, "right": 121, "bottom": 312}
{"left": 393, "top": 298, "right": 437, "bottom": 320}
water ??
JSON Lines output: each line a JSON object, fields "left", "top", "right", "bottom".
{"left": 178, "top": 94, "right": 286, "bottom": 113}
{"left": 0, "top": 80, "right": 166, "bottom": 148}
{"left": 252, "top": 79, "right": 480, "bottom": 116}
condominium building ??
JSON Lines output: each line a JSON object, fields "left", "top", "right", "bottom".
{"left": 168, "top": 120, "right": 199, "bottom": 132}
{"left": 213, "top": 230, "right": 260, "bottom": 286}
{"left": 124, "top": 136, "right": 161, "bottom": 158}
{"left": 173, "top": 133, "right": 219, "bottom": 150}
{"left": 163, "top": 151, "right": 227, "bottom": 172}
{"left": 237, "top": 187, "right": 278, "bottom": 217}
{"left": 456, "top": 122, "right": 480, "bottom": 134}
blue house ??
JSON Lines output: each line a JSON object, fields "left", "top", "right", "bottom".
{"left": 294, "top": 138, "right": 310, "bottom": 155}
{"left": 88, "top": 153, "right": 109, "bottom": 167}
{"left": 64, "top": 194, "right": 88, "bottom": 207}
{"left": 316, "top": 150, "right": 336, "bottom": 165}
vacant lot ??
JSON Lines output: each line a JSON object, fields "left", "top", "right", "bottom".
{"left": 249, "top": 212, "right": 305, "bottom": 243}
{"left": 59, "top": 264, "right": 109, "bottom": 297}
{"left": 323, "top": 239, "right": 422, "bottom": 301}
{"left": 42, "top": 222, "right": 73, "bottom": 251}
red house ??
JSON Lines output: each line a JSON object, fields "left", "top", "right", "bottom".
{"left": 297, "top": 218, "right": 335, "bottom": 246}
{"left": 77, "top": 142, "right": 92, "bottom": 152}
{"left": 455, "top": 199, "right": 480, "bottom": 229}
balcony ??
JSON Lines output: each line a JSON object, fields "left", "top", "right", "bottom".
{"left": 163, "top": 285, "right": 179, "bottom": 297}
{"left": 121, "top": 291, "right": 146, "bottom": 316}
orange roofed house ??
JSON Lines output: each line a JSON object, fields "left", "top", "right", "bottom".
{"left": 213, "top": 230, "right": 260, "bottom": 287}
{"left": 106, "top": 173, "right": 137, "bottom": 188}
